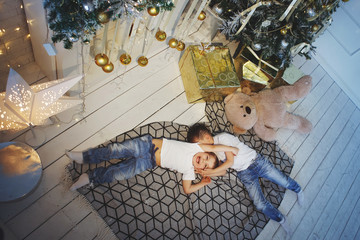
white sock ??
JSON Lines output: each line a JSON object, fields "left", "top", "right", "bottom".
{"left": 297, "top": 189, "right": 305, "bottom": 207}
{"left": 279, "top": 217, "right": 292, "bottom": 238}
{"left": 70, "top": 173, "right": 90, "bottom": 191}
{"left": 65, "top": 150, "right": 84, "bottom": 164}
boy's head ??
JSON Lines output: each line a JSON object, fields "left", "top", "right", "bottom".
{"left": 187, "top": 123, "right": 214, "bottom": 144}
{"left": 192, "top": 152, "right": 219, "bottom": 170}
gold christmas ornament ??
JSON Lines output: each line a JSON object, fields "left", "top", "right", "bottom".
{"left": 137, "top": 56, "right": 148, "bottom": 67}
{"left": 311, "top": 24, "right": 320, "bottom": 32}
{"left": 155, "top": 30, "right": 167, "bottom": 41}
{"left": 168, "top": 38, "right": 178, "bottom": 48}
{"left": 97, "top": 11, "right": 110, "bottom": 24}
{"left": 147, "top": 6, "right": 160, "bottom": 16}
{"left": 198, "top": 11, "right": 206, "bottom": 21}
{"left": 119, "top": 53, "right": 131, "bottom": 65}
{"left": 95, "top": 53, "right": 109, "bottom": 66}
{"left": 102, "top": 62, "right": 114, "bottom": 73}
{"left": 176, "top": 41, "right": 186, "bottom": 51}
{"left": 280, "top": 28, "right": 288, "bottom": 35}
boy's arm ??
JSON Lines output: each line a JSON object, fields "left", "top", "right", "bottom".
{"left": 196, "top": 152, "right": 234, "bottom": 177}
{"left": 182, "top": 177, "right": 211, "bottom": 194}
{"left": 199, "top": 144, "right": 238, "bottom": 155}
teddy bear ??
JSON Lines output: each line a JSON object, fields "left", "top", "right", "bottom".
{"left": 224, "top": 75, "right": 313, "bottom": 142}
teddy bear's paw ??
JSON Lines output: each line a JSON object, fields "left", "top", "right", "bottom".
{"left": 298, "top": 118, "right": 312, "bottom": 134}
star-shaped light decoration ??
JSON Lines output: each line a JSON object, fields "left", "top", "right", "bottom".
{"left": 0, "top": 68, "right": 83, "bottom": 131}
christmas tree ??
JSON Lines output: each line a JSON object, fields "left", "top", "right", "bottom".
{"left": 44, "top": 0, "right": 174, "bottom": 49}
{"left": 210, "top": 0, "right": 341, "bottom": 69}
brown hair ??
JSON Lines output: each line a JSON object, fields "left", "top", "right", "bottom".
{"left": 187, "top": 123, "right": 212, "bottom": 143}
{"left": 208, "top": 152, "right": 220, "bottom": 169}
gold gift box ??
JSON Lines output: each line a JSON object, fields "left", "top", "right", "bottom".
{"left": 179, "top": 45, "right": 240, "bottom": 103}
{"left": 233, "top": 55, "right": 270, "bottom": 93}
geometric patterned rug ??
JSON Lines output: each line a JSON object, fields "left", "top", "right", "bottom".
{"left": 70, "top": 101, "right": 294, "bottom": 239}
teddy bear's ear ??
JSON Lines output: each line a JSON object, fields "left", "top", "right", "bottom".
{"left": 233, "top": 126, "right": 247, "bottom": 134}
{"left": 224, "top": 93, "right": 234, "bottom": 104}
{"left": 241, "top": 87, "right": 252, "bottom": 95}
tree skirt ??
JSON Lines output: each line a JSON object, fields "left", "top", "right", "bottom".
{"left": 69, "top": 101, "right": 294, "bottom": 240}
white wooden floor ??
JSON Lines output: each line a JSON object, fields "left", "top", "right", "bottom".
{"left": 1, "top": 29, "right": 360, "bottom": 240}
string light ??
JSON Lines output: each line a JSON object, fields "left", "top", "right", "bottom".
{"left": 15, "top": 27, "right": 20, "bottom": 31}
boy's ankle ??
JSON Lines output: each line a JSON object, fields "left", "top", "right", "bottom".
{"left": 279, "top": 217, "right": 292, "bottom": 237}
{"left": 70, "top": 173, "right": 90, "bottom": 191}
{"left": 65, "top": 150, "right": 84, "bottom": 164}
{"left": 297, "top": 189, "right": 305, "bottom": 207}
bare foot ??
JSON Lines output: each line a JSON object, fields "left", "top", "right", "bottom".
{"left": 65, "top": 150, "right": 84, "bottom": 164}
{"left": 70, "top": 173, "right": 90, "bottom": 191}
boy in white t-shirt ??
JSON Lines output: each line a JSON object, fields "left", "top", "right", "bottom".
{"left": 67, "top": 134, "right": 238, "bottom": 194}
{"left": 187, "top": 123, "right": 304, "bottom": 237}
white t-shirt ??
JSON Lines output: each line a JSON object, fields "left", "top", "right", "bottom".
{"left": 160, "top": 139, "right": 204, "bottom": 180}
{"left": 213, "top": 133, "right": 256, "bottom": 171}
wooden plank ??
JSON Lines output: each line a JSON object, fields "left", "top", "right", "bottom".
{"left": 323, "top": 148, "right": 360, "bottom": 240}
{"left": 260, "top": 111, "right": 360, "bottom": 240}
{"left": 278, "top": 104, "right": 360, "bottom": 239}
{"left": 6, "top": 184, "right": 76, "bottom": 239}
{"left": 296, "top": 100, "right": 356, "bottom": 187}
{"left": 297, "top": 57, "right": 318, "bottom": 75}
{"left": 140, "top": 92, "right": 193, "bottom": 126}
{"left": 24, "top": 195, "right": 94, "bottom": 240}
{"left": 291, "top": 109, "right": 360, "bottom": 240}
{"left": 290, "top": 91, "right": 348, "bottom": 177}
{"left": 61, "top": 212, "right": 116, "bottom": 240}
{"left": 282, "top": 85, "right": 344, "bottom": 166}
{"left": 339, "top": 190, "right": 360, "bottom": 239}
{"left": 308, "top": 132, "right": 360, "bottom": 239}
{"left": 173, "top": 102, "right": 206, "bottom": 126}
{"left": 75, "top": 77, "right": 185, "bottom": 150}
{"left": 354, "top": 225, "right": 360, "bottom": 240}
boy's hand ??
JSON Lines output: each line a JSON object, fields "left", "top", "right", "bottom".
{"left": 195, "top": 168, "right": 213, "bottom": 177}
{"left": 201, "top": 176, "right": 211, "bottom": 185}
{"left": 230, "top": 146, "right": 239, "bottom": 156}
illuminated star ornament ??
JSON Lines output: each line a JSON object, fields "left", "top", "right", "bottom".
{"left": 0, "top": 68, "right": 83, "bottom": 131}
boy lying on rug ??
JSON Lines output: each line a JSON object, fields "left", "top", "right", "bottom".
{"left": 187, "top": 123, "right": 305, "bottom": 237}
{"left": 66, "top": 135, "right": 238, "bottom": 194}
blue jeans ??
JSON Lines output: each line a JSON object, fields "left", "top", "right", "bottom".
{"left": 237, "top": 154, "right": 301, "bottom": 222}
{"left": 83, "top": 135, "right": 157, "bottom": 184}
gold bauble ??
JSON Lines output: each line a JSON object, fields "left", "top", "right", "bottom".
{"left": 168, "top": 38, "right": 178, "bottom": 48}
{"left": 97, "top": 11, "right": 110, "bottom": 24}
{"left": 311, "top": 24, "right": 320, "bottom": 32}
{"left": 95, "top": 53, "right": 109, "bottom": 66}
{"left": 137, "top": 56, "right": 148, "bottom": 67}
{"left": 102, "top": 62, "right": 114, "bottom": 73}
{"left": 155, "top": 30, "right": 167, "bottom": 41}
{"left": 147, "top": 6, "right": 160, "bottom": 16}
{"left": 176, "top": 41, "right": 185, "bottom": 51}
{"left": 119, "top": 53, "right": 131, "bottom": 65}
{"left": 198, "top": 11, "right": 206, "bottom": 21}
{"left": 280, "top": 28, "right": 288, "bottom": 35}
